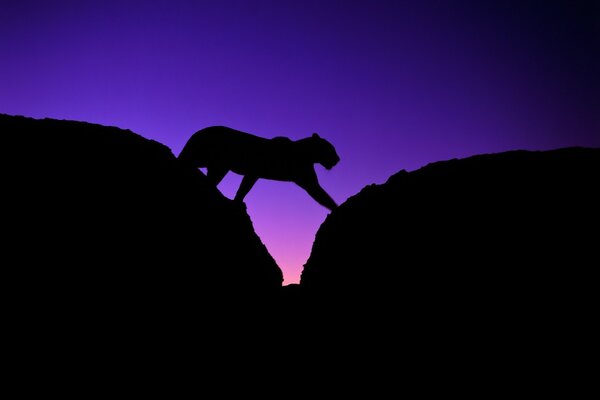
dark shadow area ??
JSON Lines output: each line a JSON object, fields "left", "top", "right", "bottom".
{"left": 296, "top": 147, "right": 599, "bottom": 360}
{"left": 2, "top": 114, "right": 283, "bottom": 330}
{"left": 178, "top": 126, "right": 340, "bottom": 210}
{"left": 4, "top": 113, "right": 598, "bottom": 371}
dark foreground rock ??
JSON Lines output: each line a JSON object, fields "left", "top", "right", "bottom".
{"left": 301, "top": 147, "right": 599, "bottom": 334}
{"left": 292, "top": 148, "right": 599, "bottom": 376}
{"left": 2, "top": 114, "right": 282, "bottom": 323}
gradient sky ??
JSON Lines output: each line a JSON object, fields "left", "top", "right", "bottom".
{"left": 2, "top": 0, "right": 598, "bottom": 284}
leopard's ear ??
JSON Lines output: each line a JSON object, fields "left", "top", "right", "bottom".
{"left": 312, "top": 133, "right": 320, "bottom": 139}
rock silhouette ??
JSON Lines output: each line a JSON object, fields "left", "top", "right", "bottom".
{"left": 5, "top": 111, "right": 597, "bottom": 339}
{"left": 2, "top": 114, "right": 282, "bottom": 322}
{"left": 293, "top": 147, "right": 599, "bottom": 370}
{"left": 178, "top": 126, "right": 340, "bottom": 210}
{"left": 301, "top": 147, "right": 599, "bottom": 316}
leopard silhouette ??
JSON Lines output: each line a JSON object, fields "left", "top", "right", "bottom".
{"left": 178, "top": 126, "right": 340, "bottom": 210}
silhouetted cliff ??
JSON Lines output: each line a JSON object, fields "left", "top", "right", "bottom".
{"left": 2, "top": 114, "right": 282, "bottom": 321}
{"left": 301, "top": 148, "right": 599, "bottom": 311}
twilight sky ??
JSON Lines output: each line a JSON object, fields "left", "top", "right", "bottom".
{"left": 1, "top": 0, "right": 598, "bottom": 284}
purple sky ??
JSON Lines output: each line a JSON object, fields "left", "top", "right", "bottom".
{"left": 2, "top": 0, "right": 598, "bottom": 284}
